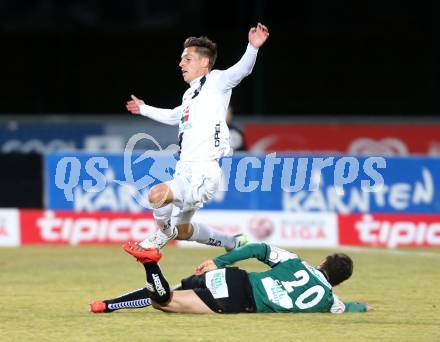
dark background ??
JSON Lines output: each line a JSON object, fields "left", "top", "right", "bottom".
{"left": 0, "top": 0, "right": 436, "bottom": 116}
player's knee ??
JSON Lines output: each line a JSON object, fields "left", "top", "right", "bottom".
{"left": 176, "top": 223, "right": 193, "bottom": 240}
{"left": 151, "top": 290, "right": 172, "bottom": 309}
{"left": 153, "top": 291, "right": 171, "bottom": 305}
{"left": 148, "top": 184, "right": 172, "bottom": 208}
{"left": 152, "top": 302, "right": 167, "bottom": 311}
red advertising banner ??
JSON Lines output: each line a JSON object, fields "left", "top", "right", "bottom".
{"left": 339, "top": 214, "right": 440, "bottom": 248}
{"left": 20, "top": 210, "right": 156, "bottom": 245}
{"left": 8, "top": 209, "right": 440, "bottom": 248}
{"left": 245, "top": 124, "right": 440, "bottom": 155}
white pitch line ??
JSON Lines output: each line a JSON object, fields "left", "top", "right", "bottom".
{"left": 339, "top": 246, "right": 440, "bottom": 258}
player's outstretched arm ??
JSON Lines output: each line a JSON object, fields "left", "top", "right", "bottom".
{"left": 126, "top": 94, "right": 145, "bottom": 114}
{"left": 331, "top": 294, "right": 370, "bottom": 313}
{"left": 343, "top": 302, "right": 370, "bottom": 313}
{"left": 218, "top": 23, "right": 269, "bottom": 90}
{"left": 248, "top": 23, "right": 270, "bottom": 49}
{"left": 211, "top": 243, "right": 296, "bottom": 269}
{"left": 126, "top": 94, "right": 181, "bottom": 126}
{"left": 195, "top": 259, "right": 218, "bottom": 275}
{"left": 194, "top": 245, "right": 269, "bottom": 275}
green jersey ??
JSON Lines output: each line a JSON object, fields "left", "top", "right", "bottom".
{"left": 213, "top": 243, "right": 367, "bottom": 314}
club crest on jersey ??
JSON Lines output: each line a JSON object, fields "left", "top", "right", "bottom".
{"left": 180, "top": 114, "right": 189, "bottom": 124}
{"left": 180, "top": 106, "right": 192, "bottom": 130}
{"left": 181, "top": 106, "right": 190, "bottom": 123}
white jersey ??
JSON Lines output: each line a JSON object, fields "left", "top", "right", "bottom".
{"left": 139, "top": 43, "right": 259, "bottom": 162}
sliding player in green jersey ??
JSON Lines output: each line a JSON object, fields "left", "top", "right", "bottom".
{"left": 90, "top": 242, "right": 369, "bottom": 314}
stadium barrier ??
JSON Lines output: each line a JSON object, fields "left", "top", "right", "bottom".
{"left": 0, "top": 122, "right": 104, "bottom": 154}
{"left": 0, "top": 120, "right": 176, "bottom": 155}
{"left": 1, "top": 209, "right": 439, "bottom": 248}
{"left": 4, "top": 120, "right": 440, "bottom": 156}
{"left": 245, "top": 123, "right": 440, "bottom": 155}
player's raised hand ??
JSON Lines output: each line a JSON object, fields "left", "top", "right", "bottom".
{"left": 126, "top": 94, "right": 145, "bottom": 115}
{"left": 195, "top": 259, "right": 218, "bottom": 275}
{"left": 249, "top": 23, "right": 269, "bottom": 48}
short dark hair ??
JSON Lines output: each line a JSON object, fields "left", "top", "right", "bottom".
{"left": 183, "top": 36, "right": 217, "bottom": 70}
{"left": 319, "top": 253, "right": 353, "bottom": 286}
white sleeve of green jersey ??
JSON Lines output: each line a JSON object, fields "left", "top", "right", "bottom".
{"left": 266, "top": 245, "right": 298, "bottom": 267}
{"left": 330, "top": 294, "right": 346, "bottom": 314}
{"left": 213, "top": 243, "right": 298, "bottom": 268}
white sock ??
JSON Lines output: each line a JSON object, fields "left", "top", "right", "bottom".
{"left": 189, "top": 222, "right": 235, "bottom": 250}
{"left": 153, "top": 204, "right": 174, "bottom": 236}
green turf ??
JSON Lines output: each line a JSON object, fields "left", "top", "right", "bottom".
{"left": 1, "top": 245, "right": 439, "bottom": 342}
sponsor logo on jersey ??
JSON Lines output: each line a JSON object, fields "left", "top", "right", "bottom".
{"left": 180, "top": 106, "right": 190, "bottom": 123}
{"left": 180, "top": 114, "right": 189, "bottom": 124}
{"left": 214, "top": 123, "right": 221, "bottom": 147}
{"left": 205, "top": 269, "right": 229, "bottom": 299}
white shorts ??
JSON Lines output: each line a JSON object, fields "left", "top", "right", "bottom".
{"left": 166, "top": 160, "right": 222, "bottom": 225}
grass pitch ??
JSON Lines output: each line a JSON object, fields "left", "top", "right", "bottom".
{"left": 1, "top": 245, "right": 439, "bottom": 342}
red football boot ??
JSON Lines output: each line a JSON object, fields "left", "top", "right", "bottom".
{"left": 90, "top": 300, "right": 107, "bottom": 313}
{"left": 122, "top": 241, "right": 162, "bottom": 263}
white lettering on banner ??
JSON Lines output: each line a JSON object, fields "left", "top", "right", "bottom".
{"left": 283, "top": 168, "right": 433, "bottom": 213}
{"left": 428, "top": 142, "right": 440, "bottom": 156}
{"left": 36, "top": 211, "right": 155, "bottom": 245}
{"left": 74, "top": 185, "right": 149, "bottom": 212}
{"left": 1, "top": 139, "right": 77, "bottom": 154}
{"left": 0, "top": 209, "right": 20, "bottom": 247}
{"left": 189, "top": 210, "right": 338, "bottom": 248}
{"left": 348, "top": 138, "right": 408, "bottom": 156}
{"left": 84, "top": 135, "right": 125, "bottom": 152}
{"left": 355, "top": 215, "right": 440, "bottom": 247}
{"left": 413, "top": 169, "right": 434, "bottom": 204}
{"left": 280, "top": 220, "right": 327, "bottom": 241}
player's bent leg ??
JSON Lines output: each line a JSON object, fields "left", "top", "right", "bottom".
{"left": 186, "top": 221, "right": 248, "bottom": 250}
{"left": 174, "top": 220, "right": 248, "bottom": 250}
{"left": 175, "top": 223, "right": 194, "bottom": 240}
{"left": 148, "top": 183, "right": 174, "bottom": 209}
{"left": 152, "top": 290, "right": 214, "bottom": 314}
{"left": 141, "top": 182, "right": 180, "bottom": 249}
{"left": 90, "top": 288, "right": 153, "bottom": 313}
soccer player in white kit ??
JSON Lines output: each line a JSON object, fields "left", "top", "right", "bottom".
{"left": 126, "top": 23, "right": 269, "bottom": 251}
